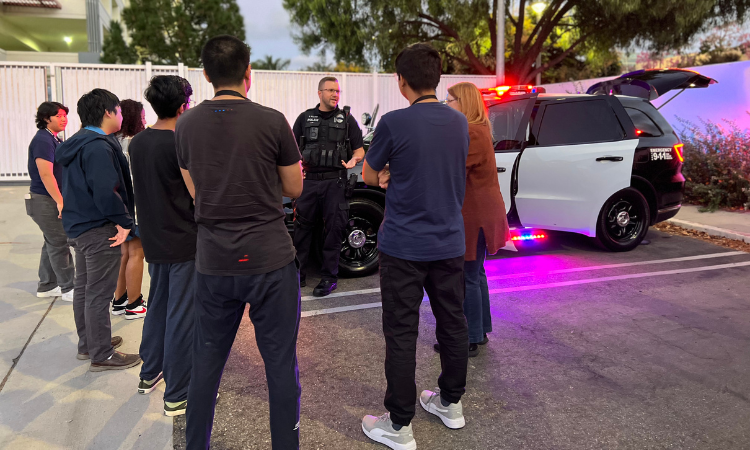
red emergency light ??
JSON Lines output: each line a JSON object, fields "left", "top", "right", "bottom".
{"left": 511, "top": 231, "right": 547, "bottom": 241}
{"left": 481, "top": 85, "right": 545, "bottom": 101}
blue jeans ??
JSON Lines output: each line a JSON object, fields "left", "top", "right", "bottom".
{"left": 464, "top": 230, "right": 492, "bottom": 344}
{"left": 139, "top": 260, "right": 196, "bottom": 402}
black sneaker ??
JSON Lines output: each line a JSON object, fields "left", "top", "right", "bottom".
{"left": 112, "top": 292, "right": 128, "bottom": 316}
{"left": 138, "top": 372, "right": 164, "bottom": 394}
{"left": 124, "top": 295, "right": 147, "bottom": 320}
{"left": 477, "top": 334, "right": 489, "bottom": 345}
{"left": 313, "top": 279, "right": 337, "bottom": 297}
{"left": 299, "top": 276, "right": 306, "bottom": 288}
{"left": 164, "top": 400, "right": 187, "bottom": 417}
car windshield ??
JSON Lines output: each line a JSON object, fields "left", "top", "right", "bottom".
{"left": 488, "top": 99, "right": 532, "bottom": 150}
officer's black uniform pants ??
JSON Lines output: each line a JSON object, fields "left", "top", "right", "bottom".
{"left": 293, "top": 177, "right": 349, "bottom": 282}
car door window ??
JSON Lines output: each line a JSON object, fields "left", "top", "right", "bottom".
{"left": 488, "top": 99, "right": 532, "bottom": 151}
{"left": 624, "top": 107, "right": 663, "bottom": 137}
{"left": 536, "top": 100, "right": 624, "bottom": 146}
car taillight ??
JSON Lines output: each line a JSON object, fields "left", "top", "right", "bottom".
{"left": 636, "top": 129, "right": 643, "bottom": 136}
{"left": 673, "top": 143, "right": 684, "bottom": 162}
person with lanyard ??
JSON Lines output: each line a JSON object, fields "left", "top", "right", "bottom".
{"left": 360, "top": 43, "right": 471, "bottom": 450}
{"left": 56, "top": 88, "right": 141, "bottom": 372}
{"left": 291, "top": 76, "right": 365, "bottom": 297}
{"left": 176, "top": 35, "right": 303, "bottom": 449}
{"left": 26, "top": 102, "right": 76, "bottom": 302}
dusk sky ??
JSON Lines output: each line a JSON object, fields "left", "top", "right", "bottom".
{"left": 236, "top": 0, "right": 330, "bottom": 70}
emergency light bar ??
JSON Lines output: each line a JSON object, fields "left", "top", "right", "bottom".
{"left": 481, "top": 85, "right": 546, "bottom": 101}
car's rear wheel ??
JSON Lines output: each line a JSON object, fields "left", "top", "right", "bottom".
{"left": 595, "top": 188, "right": 650, "bottom": 252}
{"left": 339, "top": 197, "right": 383, "bottom": 276}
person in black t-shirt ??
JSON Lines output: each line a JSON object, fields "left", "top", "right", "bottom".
{"left": 129, "top": 75, "right": 197, "bottom": 417}
{"left": 26, "top": 101, "right": 75, "bottom": 301}
{"left": 176, "top": 35, "right": 303, "bottom": 450}
{"left": 291, "top": 76, "right": 364, "bottom": 296}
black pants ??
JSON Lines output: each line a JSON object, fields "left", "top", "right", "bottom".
{"left": 139, "top": 260, "right": 195, "bottom": 403}
{"left": 68, "top": 225, "right": 122, "bottom": 363}
{"left": 293, "top": 176, "right": 348, "bottom": 282}
{"left": 186, "top": 260, "right": 301, "bottom": 450}
{"left": 379, "top": 251, "right": 469, "bottom": 426}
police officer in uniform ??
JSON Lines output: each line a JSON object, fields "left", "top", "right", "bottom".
{"left": 292, "top": 76, "right": 365, "bottom": 297}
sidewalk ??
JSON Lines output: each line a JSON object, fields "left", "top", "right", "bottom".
{"left": 0, "top": 186, "right": 171, "bottom": 450}
{"left": 668, "top": 204, "right": 750, "bottom": 244}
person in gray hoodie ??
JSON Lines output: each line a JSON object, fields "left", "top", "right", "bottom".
{"left": 56, "top": 88, "right": 142, "bottom": 371}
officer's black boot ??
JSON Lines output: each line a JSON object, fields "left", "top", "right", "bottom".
{"left": 313, "top": 279, "right": 337, "bottom": 297}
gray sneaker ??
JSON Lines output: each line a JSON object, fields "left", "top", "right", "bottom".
{"left": 362, "top": 413, "right": 416, "bottom": 450}
{"left": 419, "top": 389, "right": 465, "bottom": 429}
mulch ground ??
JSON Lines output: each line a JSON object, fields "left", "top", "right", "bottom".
{"left": 654, "top": 222, "right": 750, "bottom": 253}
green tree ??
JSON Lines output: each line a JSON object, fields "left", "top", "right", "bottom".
{"left": 252, "top": 55, "right": 291, "bottom": 70}
{"left": 121, "top": 0, "right": 246, "bottom": 67}
{"left": 101, "top": 21, "right": 138, "bottom": 64}
{"left": 283, "top": 0, "right": 750, "bottom": 84}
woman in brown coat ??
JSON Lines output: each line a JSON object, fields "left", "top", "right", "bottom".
{"left": 444, "top": 82, "right": 510, "bottom": 357}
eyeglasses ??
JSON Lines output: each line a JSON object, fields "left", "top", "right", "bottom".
{"left": 445, "top": 97, "right": 459, "bottom": 103}
{"left": 320, "top": 89, "right": 341, "bottom": 94}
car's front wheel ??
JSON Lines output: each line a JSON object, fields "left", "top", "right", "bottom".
{"left": 595, "top": 188, "right": 650, "bottom": 252}
{"left": 339, "top": 197, "right": 384, "bottom": 276}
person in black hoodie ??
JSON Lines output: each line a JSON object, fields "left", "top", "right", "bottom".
{"left": 56, "top": 88, "right": 142, "bottom": 371}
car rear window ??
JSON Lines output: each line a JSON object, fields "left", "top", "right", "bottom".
{"left": 624, "top": 107, "right": 663, "bottom": 137}
{"left": 488, "top": 99, "right": 532, "bottom": 150}
{"left": 536, "top": 100, "right": 624, "bottom": 146}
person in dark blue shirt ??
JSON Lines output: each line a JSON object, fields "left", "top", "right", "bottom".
{"left": 56, "top": 88, "right": 141, "bottom": 372}
{"left": 26, "top": 102, "right": 75, "bottom": 301}
{"left": 361, "top": 43, "right": 470, "bottom": 450}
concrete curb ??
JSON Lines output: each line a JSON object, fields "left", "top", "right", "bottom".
{"left": 667, "top": 218, "right": 750, "bottom": 244}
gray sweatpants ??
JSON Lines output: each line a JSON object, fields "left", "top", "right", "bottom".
{"left": 27, "top": 193, "right": 74, "bottom": 293}
{"left": 68, "top": 225, "right": 122, "bottom": 362}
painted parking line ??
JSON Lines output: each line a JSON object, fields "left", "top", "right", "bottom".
{"left": 486, "top": 251, "right": 747, "bottom": 281}
{"left": 301, "top": 252, "right": 747, "bottom": 302}
{"left": 301, "top": 260, "right": 750, "bottom": 317}
{"left": 301, "top": 287, "right": 381, "bottom": 302}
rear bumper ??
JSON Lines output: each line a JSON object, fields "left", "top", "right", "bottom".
{"left": 655, "top": 203, "right": 681, "bottom": 223}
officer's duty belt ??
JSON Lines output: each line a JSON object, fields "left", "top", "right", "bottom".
{"left": 305, "top": 170, "right": 346, "bottom": 181}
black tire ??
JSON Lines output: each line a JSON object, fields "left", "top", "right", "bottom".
{"left": 339, "top": 197, "right": 384, "bottom": 276}
{"left": 595, "top": 187, "right": 650, "bottom": 252}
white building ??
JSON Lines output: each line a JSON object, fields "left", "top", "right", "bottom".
{"left": 0, "top": 0, "right": 128, "bottom": 63}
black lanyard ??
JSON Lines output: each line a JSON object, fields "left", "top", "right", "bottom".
{"left": 213, "top": 90, "right": 248, "bottom": 100}
{"left": 411, "top": 94, "right": 438, "bottom": 105}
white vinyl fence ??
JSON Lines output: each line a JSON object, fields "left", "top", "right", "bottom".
{"left": 0, "top": 60, "right": 496, "bottom": 180}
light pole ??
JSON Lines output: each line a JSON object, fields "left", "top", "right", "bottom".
{"left": 496, "top": 0, "right": 505, "bottom": 85}
{"left": 532, "top": 2, "right": 546, "bottom": 85}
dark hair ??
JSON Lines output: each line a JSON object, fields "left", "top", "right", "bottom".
{"left": 35, "top": 102, "right": 69, "bottom": 129}
{"left": 77, "top": 88, "right": 120, "bottom": 128}
{"left": 144, "top": 75, "right": 193, "bottom": 119}
{"left": 395, "top": 43, "right": 442, "bottom": 93}
{"left": 201, "top": 35, "right": 250, "bottom": 88}
{"left": 116, "top": 99, "right": 145, "bottom": 138}
{"left": 318, "top": 76, "right": 338, "bottom": 90}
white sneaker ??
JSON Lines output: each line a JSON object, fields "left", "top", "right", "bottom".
{"left": 419, "top": 389, "right": 465, "bottom": 429}
{"left": 61, "top": 289, "right": 74, "bottom": 302}
{"left": 361, "top": 412, "right": 416, "bottom": 450}
{"left": 37, "top": 286, "right": 61, "bottom": 298}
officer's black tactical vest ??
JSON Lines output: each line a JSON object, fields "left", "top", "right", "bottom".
{"left": 301, "top": 107, "right": 351, "bottom": 170}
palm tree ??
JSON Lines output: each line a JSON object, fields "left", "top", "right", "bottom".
{"left": 252, "top": 55, "right": 291, "bottom": 71}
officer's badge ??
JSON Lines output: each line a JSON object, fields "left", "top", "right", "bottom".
{"left": 335, "top": 114, "right": 345, "bottom": 124}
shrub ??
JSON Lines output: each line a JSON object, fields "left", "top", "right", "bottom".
{"left": 677, "top": 117, "right": 750, "bottom": 211}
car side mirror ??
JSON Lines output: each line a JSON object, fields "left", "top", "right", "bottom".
{"left": 361, "top": 112, "right": 372, "bottom": 126}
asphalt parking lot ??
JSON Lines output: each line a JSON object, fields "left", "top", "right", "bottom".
{"left": 174, "top": 229, "right": 750, "bottom": 450}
